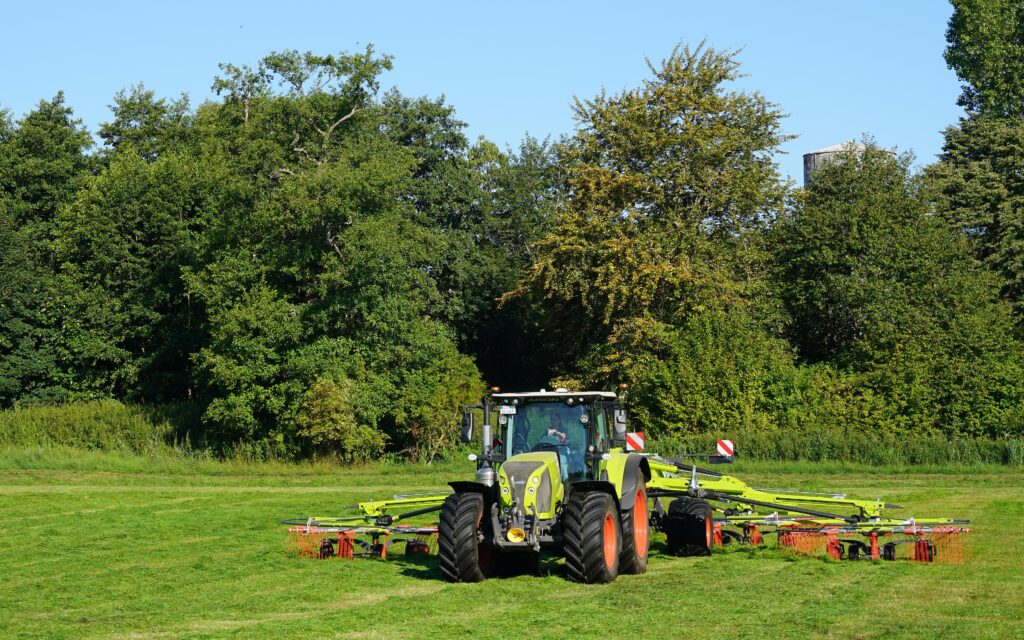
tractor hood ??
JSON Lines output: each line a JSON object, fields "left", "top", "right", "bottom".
{"left": 497, "top": 452, "right": 563, "bottom": 520}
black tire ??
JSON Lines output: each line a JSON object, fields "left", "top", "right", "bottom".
{"left": 619, "top": 469, "right": 650, "bottom": 575}
{"left": 664, "top": 498, "right": 713, "bottom": 557}
{"left": 563, "top": 490, "right": 621, "bottom": 584}
{"left": 438, "top": 493, "right": 492, "bottom": 582}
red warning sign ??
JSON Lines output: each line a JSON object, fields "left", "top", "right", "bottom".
{"left": 716, "top": 439, "right": 734, "bottom": 457}
{"left": 625, "top": 432, "right": 645, "bottom": 452}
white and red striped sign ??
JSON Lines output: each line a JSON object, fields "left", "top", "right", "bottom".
{"left": 625, "top": 431, "right": 645, "bottom": 452}
{"left": 716, "top": 439, "right": 734, "bottom": 457}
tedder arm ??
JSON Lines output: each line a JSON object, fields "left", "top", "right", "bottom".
{"left": 281, "top": 492, "right": 450, "bottom": 560}
{"left": 645, "top": 455, "right": 966, "bottom": 525}
{"left": 644, "top": 455, "right": 971, "bottom": 562}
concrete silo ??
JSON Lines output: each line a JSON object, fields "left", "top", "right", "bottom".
{"left": 802, "top": 142, "right": 897, "bottom": 186}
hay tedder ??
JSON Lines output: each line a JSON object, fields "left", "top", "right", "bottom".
{"left": 283, "top": 388, "right": 971, "bottom": 583}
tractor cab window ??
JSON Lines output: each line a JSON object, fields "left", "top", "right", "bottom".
{"left": 594, "top": 408, "right": 608, "bottom": 451}
{"left": 505, "top": 401, "right": 589, "bottom": 480}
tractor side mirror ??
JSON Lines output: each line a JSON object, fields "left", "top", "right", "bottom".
{"left": 460, "top": 412, "right": 474, "bottom": 443}
{"left": 612, "top": 409, "right": 627, "bottom": 444}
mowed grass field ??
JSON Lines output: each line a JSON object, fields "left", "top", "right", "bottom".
{"left": 1, "top": 448, "right": 1022, "bottom": 640}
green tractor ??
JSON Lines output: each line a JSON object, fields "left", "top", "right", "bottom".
{"left": 441, "top": 387, "right": 700, "bottom": 584}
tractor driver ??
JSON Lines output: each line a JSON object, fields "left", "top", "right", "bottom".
{"left": 537, "top": 413, "right": 571, "bottom": 480}
{"left": 539, "top": 413, "right": 567, "bottom": 445}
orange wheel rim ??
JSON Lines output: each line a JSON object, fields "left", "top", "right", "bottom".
{"left": 603, "top": 513, "right": 617, "bottom": 569}
{"left": 634, "top": 490, "right": 648, "bottom": 558}
{"left": 705, "top": 514, "right": 712, "bottom": 549}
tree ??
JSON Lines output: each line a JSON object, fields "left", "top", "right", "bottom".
{"left": 0, "top": 201, "right": 65, "bottom": 405}
{"left": 0, "top": 95, "right": 92, "bottom": 406}
{"left": 925, "top": 115, "right": 1024, "bottom": 321}
{"left": 374, "top": 92, "right": 564, "bottom": 388}
{"left": 98, "top": 84, "right": 193, "bottom": 160}
{"left": 510, "top": 44, "right": 790, "bottom": 374}
{"left": 945, "top": 0, "right": 1024, "bottom": 116}
{"left": 188, "top": 49, "right": 484, "bottom": 458}
{"left": 776, "top": 143, "right": 1024, "bottom": 437}
{"left": 463, "top": 135, "right": 564, "bottom": 388}
{"left": 54, "top": 150, "right": 209, "bottom": 401}
{"left": 508, "top": 43, "right": 795, "bottom": 437}
{"left": 0, "top": 92, "right": 92, "bottom": 227}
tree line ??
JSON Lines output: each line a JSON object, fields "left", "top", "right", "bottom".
{"left": 3, "top": 2, "right": 1024, "bottom": 460}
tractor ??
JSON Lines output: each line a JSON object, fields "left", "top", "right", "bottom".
{"left": 441, "top": 387, "right": 709, "bottom": 583}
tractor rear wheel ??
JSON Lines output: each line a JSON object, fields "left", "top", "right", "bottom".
{"left": 665, "top": 498, "right": 713, "bottom": 557}
{"left": 619, "top": 469, "right": 649, "bottom": 575}
{"left": 438, "top": 493, "right": 492, "bottom": 582}
{"left": 563, "top": 490, "right": 621, "bottom": 583}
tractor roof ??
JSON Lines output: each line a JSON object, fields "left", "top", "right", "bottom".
{"left": 491, "top": 390, "right": 617, "bottom": 401}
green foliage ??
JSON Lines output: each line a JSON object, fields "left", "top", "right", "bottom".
{"left": 98, "top": 83, "right": 193, "bottom": 160}
{"left": 55, "top": 150, "right": 209, "bottom": 400}
{"left": 294, "top": 378, "right": 386, "bottom": 461}
{"left": 0, "top": 94, "right": 93, "bottom": 405}
{"left": 926, "top": 114, "right": 1024, "bottom": 321}
{"left": 0, "top": 92, "right": 93, "bottom": 225}
{"left": 0, "top": 400, "right": 172, "bottom": 453}
{"left": 945, "top": 0, "right": 1024, "bottom": 116}
{"left": 776, "top": 143, "right": 1024, "bottom": 439}
{"left": 651, "top": 430, "right": 1024, "bottom": 466}
{"left": 511, "top": 44, "right": 789, "bottom": 371}
{"left": 187, "top": 48, "right": 485, "bottom": 459}
{"left": 0, "top": 203, "right": 63, "bottom": 404}
{"left": 587, "top": 308, "right": 800, "bottom": 438}
{"left": 512, "top": 43, "right": 796, "bottom": 438}
{"left": 3, "top": 39, "right": 1024, "bottom": 464}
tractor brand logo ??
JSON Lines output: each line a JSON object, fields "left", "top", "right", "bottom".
{"left": 716, "top": 439, "right": 734, "bottom": 457}
{"left": 625, "top": 432, "right": 645, "bottom": 451}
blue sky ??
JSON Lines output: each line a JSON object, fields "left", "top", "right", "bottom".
{"left": 2, "top": 1, "right": 962, "bottom": 184}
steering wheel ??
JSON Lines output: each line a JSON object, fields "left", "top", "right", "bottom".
{"left": 530, "top": 442, "right": 564, "bottom": 453}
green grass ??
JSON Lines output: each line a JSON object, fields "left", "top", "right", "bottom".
{"left": 1, "top": 447, "right": 1021, "bottom": 640}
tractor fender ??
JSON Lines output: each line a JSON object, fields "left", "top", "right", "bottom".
{"left": 614, "top": 455, "right": 652, "bottom": 511}
{"left": 448, "top": 481, "right": 489, "bottom": 494}
{"left": 568, "top": 480, "right": 621, "bottom": 511}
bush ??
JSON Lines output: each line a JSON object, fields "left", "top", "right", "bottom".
{"left": 0, "top": 400, "right": 172, "bottom": 454}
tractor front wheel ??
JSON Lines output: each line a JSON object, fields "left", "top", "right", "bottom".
{"left": 618, "top": 469, "right": 650, "bottom": 574}
{"left": 665, "top": 498, "right": 713, "bottom": 557}
{"left": 438, "top": 493, "right": 492, "bottom": 582}
{"left": 563, "top": 490, "right": 621, "bottom": 583}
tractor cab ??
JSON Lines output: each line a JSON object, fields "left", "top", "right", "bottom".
{"left": 492, "top": 390, "right": 619, "bottom": 482}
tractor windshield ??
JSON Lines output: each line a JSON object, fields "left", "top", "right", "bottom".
{"left": 503, "top": 401, "right": 590, "bottom": 479}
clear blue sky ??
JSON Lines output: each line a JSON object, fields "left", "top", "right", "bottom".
{"left": 2, "top": 1, "right": 963, "bottom": 184}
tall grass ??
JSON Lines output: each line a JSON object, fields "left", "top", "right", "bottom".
{"left": 0, "top": 400, "right": 173, "bottom": 454}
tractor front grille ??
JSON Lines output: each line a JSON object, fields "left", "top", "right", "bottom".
{"left": 502, "top": 461, "right": 544, "bottom": 509}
